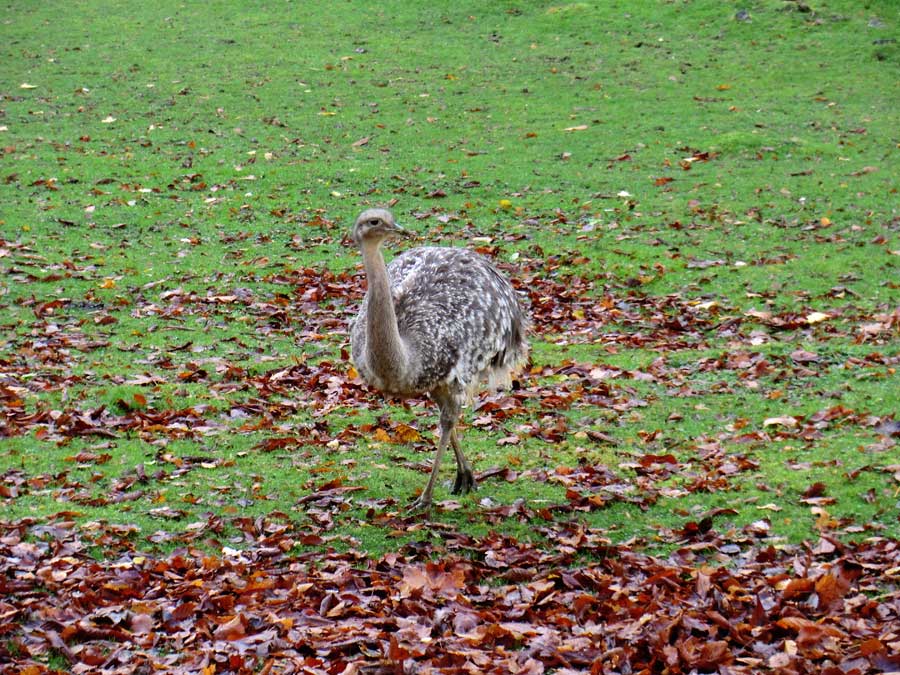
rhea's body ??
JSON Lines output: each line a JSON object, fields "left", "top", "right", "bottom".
{"left": 351, "top": 246, "right": 527, "bottom": 400}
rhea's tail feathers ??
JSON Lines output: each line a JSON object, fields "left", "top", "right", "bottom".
{"left": 474, "top": 309, "right": 530, "bottom": 396}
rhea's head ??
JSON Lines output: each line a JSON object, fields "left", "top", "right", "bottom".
{"left": 352, "top": 208, "right": 408, "bottom": 246}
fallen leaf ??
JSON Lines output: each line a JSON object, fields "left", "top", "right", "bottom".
{"left": 790, "top": 349, "right": 819, "bottom": 363}
{"left": 763, "top": 416, "right": 797, "bottom": 427}
{"left": 805, "top": 312, "right": 829, "bottom": 324}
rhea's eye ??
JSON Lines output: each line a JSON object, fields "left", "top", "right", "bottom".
{"left": 369, "top": 219, "right": 380, "bottom": 226}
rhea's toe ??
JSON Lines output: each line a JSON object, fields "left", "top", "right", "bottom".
{"left": 408, "top": 494, "right": 433, "bottom": 512}
{"left": 451, "top": 469, "right": 476, "bottom": 495}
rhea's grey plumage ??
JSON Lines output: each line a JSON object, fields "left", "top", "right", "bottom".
{"left": 349, "top": 208, "right": 529, "bottom": 510}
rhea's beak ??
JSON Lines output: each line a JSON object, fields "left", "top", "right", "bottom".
{"left": 391, "top": 223, "right": 412, "bottom": 239}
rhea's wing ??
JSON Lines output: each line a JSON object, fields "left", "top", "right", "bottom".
{"left": 387, "top": 247, "right": 524, "bottom": 393}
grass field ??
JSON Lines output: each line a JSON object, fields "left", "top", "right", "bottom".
{"left": 3, "top": 0, "right": 898, "bottom": 552}
{"left": 3, "top": 1, "right": 899, "bottom": 671}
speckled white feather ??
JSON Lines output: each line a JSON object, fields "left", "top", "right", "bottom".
{"left": 351, "top": 245, "right": 529, "bottom": 405}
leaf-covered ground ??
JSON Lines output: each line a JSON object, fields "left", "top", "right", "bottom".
{"left": 1, "top": 0, "right": 899, "bottom": 672}
{"left": 3, "top": 518, "right": 900, "bottom": 674}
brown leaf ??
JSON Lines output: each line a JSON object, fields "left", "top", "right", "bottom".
{"left": 782, "top": 577, "right": 815, "bottom": 599}
{"left": 213, "top": 614, "right": 247, "bottom": 641}
{"left": 392, "top": 422, "right": 421, "bottom": 443}
{"left": 791, "top": 349, "right": 819, "bottom": 363}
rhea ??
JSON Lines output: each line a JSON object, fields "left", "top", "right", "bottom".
{"left": 349, "top": 208, "right": 529, "bottom": 510}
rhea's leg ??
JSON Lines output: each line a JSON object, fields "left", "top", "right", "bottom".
{"left": 409, "top": 427, "right": 448, "bottom": 512}
{"left": 409, "top": 392, "right": 459, "bottom": 511}
{"left": 450, "top": 428, "right": 476, "bottom": 495}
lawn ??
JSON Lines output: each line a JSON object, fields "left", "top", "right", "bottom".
{"left": 1, "top": 1, "right": 898, "bottom": 673}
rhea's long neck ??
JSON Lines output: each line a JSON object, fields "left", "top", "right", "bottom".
{"left": 361, "top": 240, "right": 410, "bottom": 383}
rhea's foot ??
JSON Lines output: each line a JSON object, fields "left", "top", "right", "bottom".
{"left": 408, "top": 493, "right": 433, "bottom": 513}
{"left": 451, "top": 468, "right": 476, "bottom": 495}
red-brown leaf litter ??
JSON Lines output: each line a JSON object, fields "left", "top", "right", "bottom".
{"left": 1, "top": 518, "right": 898, "bottom": 674}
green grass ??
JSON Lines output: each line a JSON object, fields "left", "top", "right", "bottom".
{"left": 2, "top": 0, "right": 898, "bottom": 558}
